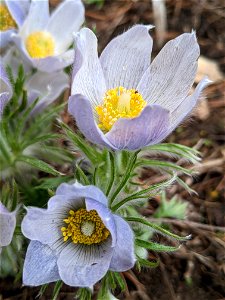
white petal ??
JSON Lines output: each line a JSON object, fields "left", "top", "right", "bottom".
{"left": 109, "top": 215, "right": 135, "bottom": 271}
{"left": 0, "top": 203, "right": 16, "bottom": 247}
{"left": 25, "top": 70, "right": 69, "bottom": 113}
{"left": 21, "top": 207, "right": 63, "bottom": 245}
{"left": 100, "top": 25, "right": 154, "bottom": 89}
{"left": 170, "top": 77, "right": 212, "bottom": 128}
{"left": 72, "top": 28, "right": 106, "bottom": 107}
{"left": 47, "top": 0, "right": 84, "bottom": 54}
{"left": 23, "top": 241, "right": 60, "bottom": 286}
{"left": 137, "top": 32, "right": 200, "bottom": 110}
{"left": 57, "top": 239, "right": 113, "bottom": 287}
{"left": 20, "top": 0, "right": 49, "bottom": 39}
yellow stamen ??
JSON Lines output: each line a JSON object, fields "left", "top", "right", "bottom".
{"left": 25, "top": 31, "right": 55, "bottom": 59}
{"left": 0, "top": 4, "right": 16, "bottom": 31}
{"left": 61, "top": 208, "right": 110, "bottom": 245}
{"left": 96, "top": 86, "right": 147, "bottom": 132}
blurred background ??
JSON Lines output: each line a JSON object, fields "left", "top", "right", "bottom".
{"left": 1, "top": 0, "right": 224, "bottom": 299}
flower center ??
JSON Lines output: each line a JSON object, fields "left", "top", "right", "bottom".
{"left": 96, "top": 86, "right": 147, "bottom": 132}
{"left": 25, "top": 31, "right": 55, "bottom": 59}
{"left": 0, "top": 4, "right": 16, "bottom": 32}
{"left": 61, "top": 208, "right": 110, "bottom": 245}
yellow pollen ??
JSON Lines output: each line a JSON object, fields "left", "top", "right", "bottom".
{"left": 96, "top": 86, "right": 147, "bottom": 131}
{"left": 0, "top": 4, "right": 16, "bottom": 31}
{"left": 61, "top": 208, "right": 110, "bottom": 245}
{"left": 25, "top": 31, "right": 55, "bottom": 59}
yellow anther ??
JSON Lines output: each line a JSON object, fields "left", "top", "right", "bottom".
{"left": 96, "top": 87, "right": 147, "bottom": 132}
{"left": 61, "top": 208, "right": 110, "bottom": 245}
{"left": 25, "top": 31, "right": 55, "bottom": 59}
{"left": 0, "top": 4, "right": 16, "bottom": 31}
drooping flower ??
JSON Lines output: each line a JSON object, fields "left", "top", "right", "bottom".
{"left": 68, "top": 25, "right": 211, "bottom": 150}
{"left": 11, "top": 0, "right": 84, "bottom": 73}
{"left": 22, "top": 182, "right": 135, "bottom": 287}
{"left": 0, "top": 62, "right": 12, "bottom": 118}
{"left": 0, "top": 0, "right": 30, "bottom": 48}
{"left": 2, "top": 47, "right": 69, "bottom": 115}
{"left": 0, "top": 202, "right": 17, "bottom": 253}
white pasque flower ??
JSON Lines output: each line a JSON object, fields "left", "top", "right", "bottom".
{"left": 11, "top": 0, "right": 84, "bottom": 72}
{"left": 68, "top": 25, "right": 212, "bottom": 150}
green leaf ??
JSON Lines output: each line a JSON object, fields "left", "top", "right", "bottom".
{"left": 37, "top": 284, "right": 49, "bottom": 298}
{"left": 176, "top": 177, "right": 197, "bottom": 194}
{"left": 76, "top": 288, "right": 92, "bottom": 300}
{"left": 75, "top": 161, "right": 90, "bottom": 185}
{"left": 61, "top": 122, "right": 99, "bottom": 165}
{"left": 136, "top": 255, "right": 159, "bottom": 268}
{"left": 136, "top": 159, "right": 194, "bottom": 176}
{"left": 125, "top": 216, "right": 191, "bottom": 241}
{"left": 136, "top": 239, "right": 180, "bottom": 252}
{"left": 35, "top": 176, "right": 72, "bottom": 190}
{"left": 16, "top": 155, "right": 63, "bottom": 176}
{"left": 111, "top": 174, "right": 176, "bottom": 211}
{"left": 52, "top": 281, "right": 63, "bottom": 300}
{"left": 154, "top": 193, "right": 188, "bottom": 219}
{"left": 141, "top": 143, "right": 201, "bottom": 163}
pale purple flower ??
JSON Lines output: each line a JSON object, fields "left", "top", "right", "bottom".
{"left": 0, "top": 0, "right": 30, "bottom": 48}
{"left": 22, "top": 182, "right": 135, "bottom": 287}
{"left": 0, "top": 62, "right": 12, "bottom": 118}
{"left": 68, "top": 25, "right": 211, "bottom": 150}
{"left": 11, "top": 0, "right": 84, "bottom": 73}
{"left": 2, "top": 47, "right": 69, "bottom": 114}
{"left": 0, "top": 202, "right": 17, "bottom": 253}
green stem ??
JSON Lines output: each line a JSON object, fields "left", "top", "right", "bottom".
{"left": 105, "top": 151, "right": 115, "bottom": 197}
{"left": 109, "top": 150, "right": 139, "bottom": 207}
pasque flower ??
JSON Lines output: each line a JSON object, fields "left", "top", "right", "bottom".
{"left": 11, "top": 0, "right": 84, "bottom": 72}
{"left": 0, "top": 0, "right": 30, "bottom": 48}
{"left": 68, "top": 25, "right": 211, "bottom": 150}
{"left": 2, "top": 47, "right": 69, "bottom": 115}
{"left": 0, "top": 62, "right": 12, "bottom": 118}
{"left": 22, "top": 182, "right": 135, "bottom": 287}
{"left": 0, "top": 202, "right": 17, "bottom": 253}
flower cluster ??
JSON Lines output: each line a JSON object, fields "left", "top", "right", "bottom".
{"left": 0, "top": 0, "right": 211, "bottom": 298}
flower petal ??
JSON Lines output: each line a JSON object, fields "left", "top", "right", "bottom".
{"left": 20, "top": 0, "right": 49, "bottom": 38}
{"left": 68, "top": 94, "right": 115, "bottom": 149}
{"left": 109, "top": 215, "right": 135, "bottom": 271}
{"left": 25, "top": 70, "right": 69, "bottom": 114}
{"left": 52, "top": 182, "right": 108, "bottom": 207}
{"left": 0, "top": 203, "right": 16, "bottom": 247}
{"left": 5, "top": 0, "right": 29, "bottom": 27}
{"left": 21, "top": 207, "right": 63, "bottom": 245}
{"left": 72, "top": 28, "right": 106, "bottom": 107}
{"left": 47, "top": 0, "right": 84, "bottom": 54}
{"left": 170, "top": 77, "right": 212, "bottom": 129}
{"left": 85, "top": 198, "right": 117, "bottom": 247}
{"left": 0, "top": 30, "right": 15, "bottom": 48}
{"left": 31, "top": 49, "right": 74, "bottom": 72}
{"left": 106, "top": 105, "right": 170, "bottom": 150}
{"left": 23, "top": 241, "right": 60, "bottom": 286}
{"left": 149, "top": 77, "right": 212, "bottom": 144}
{"left": 100, "top": 25, "right": 154, "bottom": 89}
{"left": 137, "top": 32, "right": 199, "bottom": 110}
{"left": 57, "top": 240, "right": 113, "bottom": 287}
